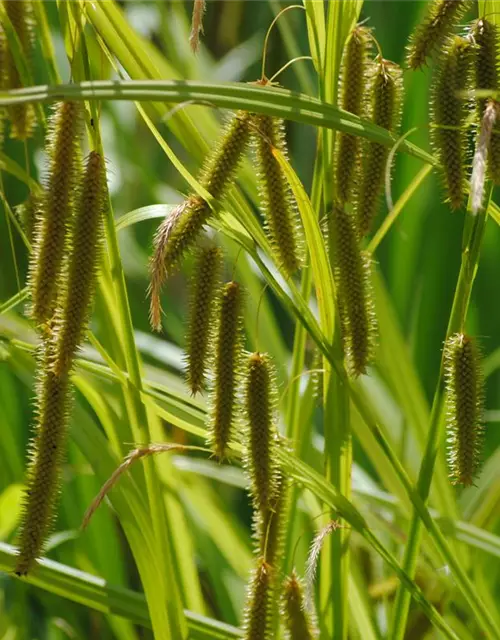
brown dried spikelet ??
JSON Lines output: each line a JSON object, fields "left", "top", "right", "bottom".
{"left": 335, "top": 25, "right": 372, "bottom": 204}
{"left": 28, "top": 101, "right": 83, "bottom": 324}
{"left": 52, "top": 151, "right": 106, "bottom": 377}
{"left": 356, "top": 58, "right": 403, "bottom": 236}
{"left": 282, "top": 571, "right": 318, "bottom": 640}
{"left": 473, "top": 18, "right": 500, "bottom": 184}
{"left": 189, "top": 0, "right": 206, "bottom": 53}
{"left": 3, "top": 0, "right": 36, "bottom": 139}
{"left": 444, "top": 333, "right": 484, "bottom": 486}
{"left": 185, "top": 245, "right": 223, "bottom": 395}
{"left": 244, "top": 352, "right": 280, "bottom": 513}
{"left": 243, "top": 557, "right": 274, "bottom": 640}
{"left": 15, "top": 343, "right": 72, "bottom": 575}
{"left": 207, "top": 281, "right": 244, "bottom": 459}
{"left": 252, "top": 113, "right": 303, "bottom": 276}
{"left": 328, "top": 204, "right": 377, "bottom": 377}
{"left": 431, "top": 35, "right": 473, "bottom": 210}
{"left": 406, "top": 0, "right": 473, "bottom": 70}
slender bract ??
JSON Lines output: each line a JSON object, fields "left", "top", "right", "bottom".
{"left": 52, "top": 151, "right": 106, "bottom": 377}
{"left": 328, "top": 204, "right": 377, "bottom": 377}
{"left": 28, "top": 101, "right": 83, "bottom": 324}
{"left": 252, "top": 113, "right": 303, "bottom": 275}
{"left": 15, "top": 345, "right": 72, "bottom": 575}
{"left": 406, "top": 0, "right": 473, "bottom": 69}
{"left": 244, "top": 352, "right": 279, "bottom": 513}
{"left": 207, "top": 281, "right": 244, "bottom": 458}
{"left": 0, "top": 22, "right": 6, "bottom": 146}
{"left": 243, "top": 558, "right": 274, "bottom": 640}
{"left": 282, "top": 571, "right": 318, "bottom": 640}
{"left": 3, "top": 0, "right": 35, "bottom": 139}
{"left": 473, "top": 19, "right": 500, "bottom": 184}
{"left": 186, "top": 246, "right": 223, "bottom": 395}
{"left": 431, "top": 36, "right": 473, "bottom": 210}
{"left": 356, "top": 58, "right": 402, "bottom": 236}
{"left": 444, "top": 333, "right": 484, "bottom": 486}
{"left": 335, "top": 26, "right": 372, "bottom": 204}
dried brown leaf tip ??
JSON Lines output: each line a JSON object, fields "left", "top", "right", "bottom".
{"left": 406, "top": 0, "right": 473, "bottom": 70}
{"left": 185, "top": 245, "right": 223, "bottom": 395}
{"left": 252, "top": 113, "right": 303, "bottom": 276}
{"left": 3, "top": 0, "right": 36, "bottom": 139}
{"left": 206, "top": 280, "right": 244, "bottom": 459}
{"left": 335, "top": 25, "right": 372, "bottom": 205}
{"left": 431, "top": 35, "right": 473, "bottom": 210}
{"left": 189, "top": 0, "right": 206, "bottom": 53}
{"left": 28, "top": 102, "right": 83, "bottom": 324}
{"left": 356, "top": 58, "right": 402, "bottom": 236}
{"left": 444, "top": 333, "right": 484, "bottom": 486}
{"left": 282, "top": 571, "right": 318, "bottom": 640}
{"left": 243, "top": 557, "right": 274, "bottom": 640}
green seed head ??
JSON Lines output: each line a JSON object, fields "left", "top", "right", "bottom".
{"left": 335, "top": 25, "right": 372, "bottom": 204}
{"left": 444, "top": 333, "right": 484, "bottom": 487}
{"left": 16, "top": 191, "right": 42, "bottom": 245}
{"left": 406, "top": 0, "right": 473, "bottom": 70}
{"left": 356, "top": 58, "right": 403, "bottom": 236}
{"left": 185, "top": 245, "right": 223, "bottom": 395}
{"left": 28, "top": 101, "right": 84, "bottom": 325}
{"left": 282, "top": 571, "right": 318, "bottom": 640}
{"left": 206, "top": 280, "right": 244, "bottom": 459}
{"left": 52, "top": 151, "right": 106, "bottom": 377}
{"left": 243, "top": 557, "right": 274, "bottom": 640}
{"left": 252, "top": 114, "right": 303, "bottom": 275}
{"left": 328, "top": 204, "right": 377, "bottom": 377}
{"left": 254, "top": 472, "right": 288, "bottom": 568}
{"left": 431, "top": 35, "right": 473, "bottom": 210}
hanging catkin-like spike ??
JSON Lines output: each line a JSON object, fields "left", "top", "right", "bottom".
{"left": 243, "top": 557, "right": 274, "bottom": 640}
{"left": 207, "top": 281, "right": 244, "bottom": 459}
{"left": 15, "top": 191, "right": 41, "bottom": 245}
{"left": 252, "top": 113, "right": 303, "bottom": 276}
{"left": 255, "top": 472, "right": 288, "bottom": 568}
{"left": 444, "top": 333, "right": 484, "bottom": 486}
{"left": 186, "top": 246, "right": 223, "bottom": 395}
{"left": 149, "top": 110, "right": 251, "bottom": 330}
{"left": 406, "top": 0, "right": 473, "bottom": 70}
{"left": 328, "top": 204, "right": 377, "bottom": 377}
{"left": 15, "top": 344, "right": 72, "bottom": 575}
{"left": 473, "top": 18, "right": 500, "bottom": 185}
{"left": 52, "top": 151, "right": 106, "bottom": 377}
{"left": 335, "top": 25, "right": 372, "bottom": 204}
{"left": 3, "top": 0, "right": 36, "bottom": 139}
{"left": 282, "top": 571, "right": 318, "bottom": 640}
{"left": 244, "top": 352, "right": 279, "bottom": 513}
{"left": 28, "top": 101, "right": 83, "bottom": 325}
{"left": 356, "top": 59, "right": 402, "bottom": 236}
{"left": 431, "top": 36, "right": 472, "bottom": 210}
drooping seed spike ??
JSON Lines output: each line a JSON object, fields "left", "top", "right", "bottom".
{"left": 207, "top": 281, "right": 244, "bottom": 459}
{"left": 15, "top": 191, "right": 42, "bottom": 245}
{"left": 185, "top": 245, "right": 223, "bottom": 395}
{"left": 335, "top": 25, "right": 372, "bottom": 204}
{"left": 15, "top": 343, "right": 72, "bottom": 575}
{"left": 254, "top": 473, "right": 288, "bottom": 568}
{"left": 473, "top": 18, "right": 500, "bottom": 185}
{"left": 328, "top": 204, "right": 377, "bottom": 377}
{"left": 52, "top": 151, "right": 106, "bottom": 377}
{"left": 243, "top": 557, "right": 274, "bottom": 640}
{"left": 444, "top": 333, "right": 484, "bottom": 486}
{"left": 244, "top": 352, "right": 279, "bottom": 513}
{"left": 282, "top": 571, "right": 318, "bottom": 640}
{"left": 356, "top": 58, "right": 403, "bottom": 236}
{"left": 252, "top": 113, "right": 303, "bottom": 275}
{"left": 431, "top": 36, "right": 473, "bottom": 210}
{"left": 406, "top": 0, "right": 473, "bottom": 70}
{"left": 3, "top": 0, "right": 36, "bottom": 139}
{"left": 28, "top": 101, "right": 83, "bottom": 324}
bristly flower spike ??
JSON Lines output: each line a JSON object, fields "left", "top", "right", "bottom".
{"left": 444, "top": 333, "right": 484, "bottom": 486}
{"left": 431, "top": 35, "right": 473, "bottom": 211}
{"left": 406, "top": 0, "right": 473, "bottom": 70}
{"left": 207, "top": 280, "right": 244, "bottom": 459}
{"left": 28, "top": 101, "right": 83, "bottom": 324}
{"left": 243, "top": 557, "right": 274, "bottom": 640}
{"left": 185, "top": 245, "right": 223, "bottom": 395}
{"left": 282, "top": 571, "right": 318, "bottom": 640}
{"left": 254, "top": 472, "right": 288, "bottom": 569}
{"left": 335, "top": 25, "right": 372, "bottom": 205}
{"left": 52, "top": 151, "right": 106, "bottom": 377}
{"left": 356, "top": 58, "right": 403, "bottom": 236}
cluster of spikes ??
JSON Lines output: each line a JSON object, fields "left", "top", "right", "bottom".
{"left": 15, "top": 102, "right": 107, "bottom": 575}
